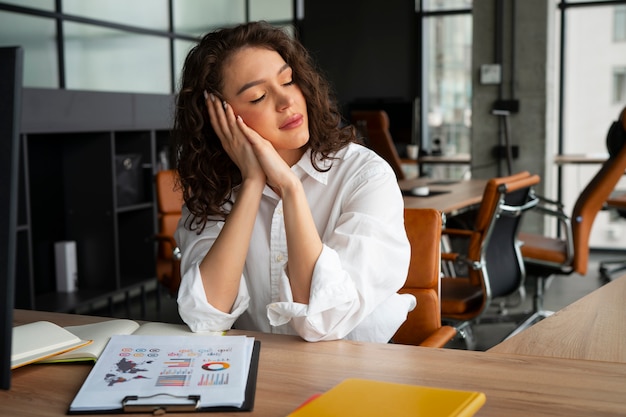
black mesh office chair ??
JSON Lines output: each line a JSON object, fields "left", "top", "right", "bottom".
{"left": 440, "top": 171, "right": 540, "bottom": 349}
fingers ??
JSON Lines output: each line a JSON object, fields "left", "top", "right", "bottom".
{"left": 205, "top": 91, "right": 236, "bottom": 142}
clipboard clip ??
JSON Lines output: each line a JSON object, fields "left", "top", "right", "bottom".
{"left": 122, "top": 393, "right": 200, "bottom": 415}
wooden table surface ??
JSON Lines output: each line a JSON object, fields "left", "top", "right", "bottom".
{"left": 5, "top": 309, "right": 626, "bottom": 416}
{"left": 554, "top": 154, "right": 608, "bottom": 164}
{"left": 399, "top": 178, "right": 486, "bottom": 214}
{"left": 489, "top": 274, "right": 626, "bottom": 363}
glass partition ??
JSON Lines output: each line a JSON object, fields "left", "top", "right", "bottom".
{"left": 0, "top": 11, "right": 58, "bottom": 88}
{"left": 63, "top": 0, "right": 169, "bottom": 31}
{"left": 1, "top": 0, "right": 53, "bottom": 10}
{"left": 64, "top": 22, "right": 171, "bottom": 94}
{"left": 173, "top": 0, "right": 245, "bottom": 36}
{"left": 250, "top": 0, "right": 293, "bottom": 21}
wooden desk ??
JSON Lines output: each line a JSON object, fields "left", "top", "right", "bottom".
{"left": 418, "top": 153, "right": 472, "bottom": 165}
{"left": 488, "top": 275, "right": 626, "bottom": 363}
{"left": 6, "top": 310, "right": 626, "bottom": 416}
{"left": 554, "top": 154, "right": 608, "bottom": 165}
{"left": 399, "top": 178, "right": 486, "bottom": 214}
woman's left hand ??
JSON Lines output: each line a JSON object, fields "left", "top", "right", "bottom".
{"left": 235, "top": 115, "right": 298, "bottom": 195}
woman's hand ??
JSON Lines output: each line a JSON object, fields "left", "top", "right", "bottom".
{"left": 205, "top": 92, "right": 265, "bottom": 183}
{"left": 234, "top": 114, "right": 298, "bottom": 195}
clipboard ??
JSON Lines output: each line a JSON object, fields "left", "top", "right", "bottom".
{"left": 68, "top": 338, "right": 260, "bottom": 414}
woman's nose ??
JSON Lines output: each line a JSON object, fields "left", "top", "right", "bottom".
{"left": 276, "top": 91, "right": 294, "bottom": 111}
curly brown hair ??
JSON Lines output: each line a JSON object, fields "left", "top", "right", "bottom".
{"left": 173, "top": 21, "right": 356, "bottom": 232}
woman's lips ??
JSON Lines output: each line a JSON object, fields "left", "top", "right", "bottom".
{"left": 280, "top": 114, "right": 304, "bottom": 129}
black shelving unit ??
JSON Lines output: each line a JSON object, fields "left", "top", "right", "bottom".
{"left": 15, "top": 88, "right": 175, "bottom": 313}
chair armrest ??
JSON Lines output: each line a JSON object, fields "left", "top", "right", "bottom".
{"left": 418, "top": 325, "right": 457, "bottom": 348}
{"left": 441, "top": 228, "right": 474, "bottom": 238}
{"left": 154, "top": 233, "right": 178, "bottom": 247}
{"left": 534, "top": 193, "right": 566, "bottom": 210}
{"left": 520, "top": 193, "right": 574, "bottom": 264}
{"left": 154, "top": 234, "right": 182, "bottom": 262}
{"left": 441, "top": 228, "right": 482, "bottom": 270}
{"left": 531, "top": 193, "right": 570, "bottom": 221}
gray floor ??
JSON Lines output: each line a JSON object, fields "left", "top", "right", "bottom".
{"left": 99, "top": 250, "right": 622, "bottom": 351}
{"left": 444, "top": 249, "right": 619, "bottom": 351}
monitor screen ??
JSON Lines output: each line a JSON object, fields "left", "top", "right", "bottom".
{"left": 0, "top": 46, "right": 23, "bottom": 390}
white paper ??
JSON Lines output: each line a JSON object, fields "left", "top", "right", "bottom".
{"left": 69, "top": 334, "right": 254, "bottom": 412}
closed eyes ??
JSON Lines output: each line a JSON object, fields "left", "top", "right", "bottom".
{"left": 249, "top": 80, "right": 295, "bottom": 104}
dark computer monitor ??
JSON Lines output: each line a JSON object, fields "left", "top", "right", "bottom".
{"left": 0, "top": 46, "right": 23, "bottom": 390}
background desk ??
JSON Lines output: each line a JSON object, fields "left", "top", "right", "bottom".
{"left": 488, "top": 274, "right": 626, "bottom": 363}
{"left": 399, "top": 178, "right": 486, "bottom": 214}
{"left": 6, "top": 310, "right": 626, "bottom": 416}
{"left": 554, "top": 154, "right": 608, "bottom": 165}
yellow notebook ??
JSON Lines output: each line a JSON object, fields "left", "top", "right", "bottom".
{"left": 287, "top": 378, "right": 486, "bottom": 417}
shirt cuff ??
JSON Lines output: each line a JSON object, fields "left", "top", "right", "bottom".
{"left": 177, "top": 261, "right": 250, "bottom": 333}
{"left": 266, "top": 244, "right": 358, "bottom": 329}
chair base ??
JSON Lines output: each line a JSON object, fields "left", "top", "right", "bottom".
{"left": 503, "top": 309, "right": 554, "bottom": 340}
{"left": 599, "top": 259, "right": 626, "bottom": 282}
{"left": 443, "top": 321, "right": 477, "bottom": 350}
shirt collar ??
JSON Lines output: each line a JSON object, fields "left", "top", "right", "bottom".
{"left": 293, "top": 145, "right": 351, "bottom": 185}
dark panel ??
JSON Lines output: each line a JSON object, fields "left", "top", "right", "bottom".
{"left": 301, "top": 0, "right": 416, "bottom": 109}
{"left": 0, "top": 46, "right": 23, "bottom": 390}
{"left": 20, "top": 88, "right": 175, "bottom": 134}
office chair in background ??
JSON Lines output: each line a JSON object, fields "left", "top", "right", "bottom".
{"left": 393, "top": 208, "right": 457, "bottom": 348}
{"left": 350, "top": 110, "right": 406, "bottom": 180}
{"left": 154, "top": 169, "right": 183, "bottom": 296}
{"left": 439, "top": 171, "right": 540, "bottom": 350}
{"left": 513, "top": 105, "right": 626, "bottom": 337}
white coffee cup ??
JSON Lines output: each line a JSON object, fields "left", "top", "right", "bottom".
{"left": 406, "top": 144, "right": 419, "bottom": 160}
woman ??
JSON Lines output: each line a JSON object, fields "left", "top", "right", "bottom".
{"left": 173, "top": 21, "right": 415, "bottom": 343}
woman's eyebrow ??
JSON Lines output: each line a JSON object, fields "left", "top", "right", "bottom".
{"left": 236, "top": 63, "right": 291, "bottom": 96}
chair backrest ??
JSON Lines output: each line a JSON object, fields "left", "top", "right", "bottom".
{"left": 156, "top": 169, "right": 183, "bottom": 261}
{"left": 484, "top": 173, "right": 541, "bottom": 298}
{"left": 446, "top": 171, "right": 540, "bottom": 310}
{"left": 350, "top": 110, "right": 405, "bottom": 180}
{"left": 393, "top": 208, "right": 444, "bottom": 345}
{"left": 570, "top": 106, "right": 626, "bottom": 275}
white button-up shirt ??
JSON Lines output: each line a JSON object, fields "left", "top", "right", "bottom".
{"left": 175, "top": 143, "right": 415, "bottom": 343}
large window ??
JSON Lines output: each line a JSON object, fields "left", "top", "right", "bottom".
{"left": 418, "top": 0, "right": 472, "bottom": 179}
{"left": 615, "top": 4, "right": 626, "bottom": 41}
{"left": 0, "top": 1, "right": 297, "bottom": 94}
{"left": 614, "top": 67, "right": 626, "bottom": 103}
{"left": 558, "top": 0, "right": 626, "bottom": 249}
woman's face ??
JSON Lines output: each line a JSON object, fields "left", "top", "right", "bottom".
{"left": 220, "top": 46, "right": 309, "bottom": 163}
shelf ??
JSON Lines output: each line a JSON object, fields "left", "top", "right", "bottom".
{"left": 15, "top": 88, "right": 174, "bottom": 312}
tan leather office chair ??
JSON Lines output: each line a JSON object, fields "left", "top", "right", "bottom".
{"left": 350, "top": 110, "right": 406, "bottom": 180}
{"left": 515, "top": 106, "right": 626, "bottom": 334}
{"left": 439, "top": 171, "right": 540, "bottom": 349}
{"left": 598, "top": 107, "right": 626, "bottom": 281}
{"left": 599, "top": 195, "right": 626, "bottom": 280}
{"left": 393, "top": 208, "right": 457, "bottom": 347}
{"left": 154, "top": 169, "right": 183, "bottom": 296}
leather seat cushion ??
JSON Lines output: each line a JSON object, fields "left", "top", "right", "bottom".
{"left": 440, "top": 277, "right": 484, "bottom": 315}
{"left": 518, "top": 232, "right": 569, "bottom": 264}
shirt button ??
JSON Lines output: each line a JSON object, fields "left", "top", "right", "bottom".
{"left": 277, "top": 207, "right": 283, "bottom": 215}
{"left": 275, "top": 253, "right": 284, "bottom": 262}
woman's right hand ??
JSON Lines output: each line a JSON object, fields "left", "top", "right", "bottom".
{"left": 205, "top": 91, "right": 265, "bottom": 183}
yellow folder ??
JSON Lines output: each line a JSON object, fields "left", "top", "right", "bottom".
{"left": 287, "top": 378, "right": 486, "bottom": 417}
